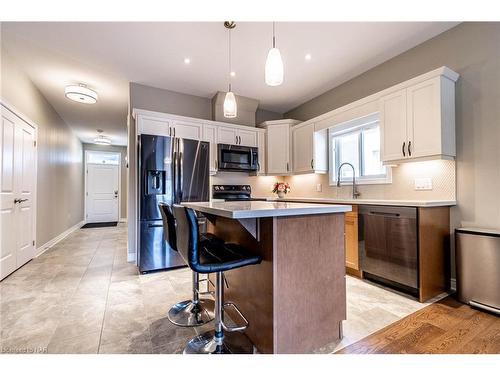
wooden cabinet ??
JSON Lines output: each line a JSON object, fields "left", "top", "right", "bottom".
{"left": 292, "top": 123, "right": 328, "bottom": 174}
{"left": 380, "top": 73, "right": 457, "bottom": 164}
{"left": 344, "top": 205, "right": 360, "bottom": 277}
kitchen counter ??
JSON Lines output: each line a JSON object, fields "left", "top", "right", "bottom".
{"left": 182, "top": 200, "right": 352, "bottom": 219}
{"left": 260, "top": 197, "right": 456, "bottom": 207}
{"left": 184, "top": 199, "right": 348, "bottom": 353}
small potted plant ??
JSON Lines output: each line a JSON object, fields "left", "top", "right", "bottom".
{"left": 272, "top": 181, "right": 290, "bottom": 199}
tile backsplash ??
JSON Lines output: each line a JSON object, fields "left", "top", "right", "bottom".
{"left": 211, "top": 160, "right": 456, "bottom": 201}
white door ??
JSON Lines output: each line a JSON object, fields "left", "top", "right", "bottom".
{"left": 266, "top": 124, "right": 291, "bottom": 175}
{"left": 237, "top": 129, "right": 258, "bottom": 147}
{"left": 380, "top": 89, "right": 408, "bottom": 162}
{"left": 1, "top": 106, "right": 36, "bottom": 280}
{"left": 217, "top": 126, "right": 238, "bottom": 145}
{"left": 86, "top": 163, "right": 119, "bottom": 223}
{"left": 292, "top": 123, "right": 314, "bottom": 173}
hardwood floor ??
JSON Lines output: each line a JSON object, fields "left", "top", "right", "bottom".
{"left": 338, "top": 296, "right": 500, "bottom": 354}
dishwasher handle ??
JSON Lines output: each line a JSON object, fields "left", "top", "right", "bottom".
{"left": 369, "top": 211, "right": 401, "bottom": 217}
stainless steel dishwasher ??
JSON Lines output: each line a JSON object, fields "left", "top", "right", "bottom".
{"left": 359, "top": 205, "right": 419, "bottom": 297}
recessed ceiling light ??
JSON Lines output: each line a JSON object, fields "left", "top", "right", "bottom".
{"left": 230, "top": 71, "right": 236, "bottom": 77}
{"left": 305, "top": 53, "right": 312, "bottom": 61}
{"left": 65, "top": 84, "right": 98, "bottom": 104}
{"left": 184, "top": 58, "right": 191, "bottom": 64}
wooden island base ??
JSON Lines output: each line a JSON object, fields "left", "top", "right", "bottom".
{"left": 206, "top": 212, "right": 346, "bottom": 354}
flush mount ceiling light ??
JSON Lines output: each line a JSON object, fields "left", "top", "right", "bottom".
{"left": 223, "top": 21, "right": 237, "bottom": 118}
{"left": 65, "top": 84, "right": 98, "bottom": 104}
{"left": 265, "top": 22, "right": 284, "bottom": 86}
{"left": 93, "top": 129, "right": 111, "bottom": 145}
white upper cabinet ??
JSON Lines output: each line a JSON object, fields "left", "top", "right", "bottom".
{"left": 380, "top": 70, "right": 458, "bottom": 164}
{"left": 217, "top": 126, "right": 258, "bottom": 147}
{"left": 137, "top": 115, "right": 171, "bottom": 137}
{"left": 292, "top": 123, "right": 328, "bottom": 174}
{"left": 380, "top": 89, "right": 408, "bottom": 162}
{"left": 202, "top": 124, "right": 218, "bottom": 175}
{"left": 256, "top": 131, "right": 266, "bottom": 175}
{"left": 172, "top": 120, "right": 202, "bottom": 140}
{"left": 259, "top": 120, "right": 301, "bottom": 175}
{"left": 217, "top": 126, "right": 238, "bottom": 145}
{"left": 238, "top": 128, "right": 258, "bottom": 147}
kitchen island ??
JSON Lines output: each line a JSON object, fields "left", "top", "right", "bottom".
{"left": 182, "top": 200, "right": 352, "bottom": 354}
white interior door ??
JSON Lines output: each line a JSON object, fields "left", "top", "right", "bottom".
{"left": 86, "top": 163, "right": 119, "bottom": 223}
{"left": 1, "top": 106, "right": 36, "bottom": 280}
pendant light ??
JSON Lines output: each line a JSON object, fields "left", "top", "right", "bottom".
{"left": 223, "top": 21, "right": 237, "bottom": 118}
{"left": 265, "top": 22, "right": 284, "bottom": 86}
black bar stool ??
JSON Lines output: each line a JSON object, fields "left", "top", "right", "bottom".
{"left": 159, "top": 203, "right": 217, "bottom": 327}
{"left": 172, "top": 204, "right": 262, "bottom": 354}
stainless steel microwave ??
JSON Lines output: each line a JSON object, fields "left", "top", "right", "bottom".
{"left": 217, "top": 144, "right": 258, "bottom": 172}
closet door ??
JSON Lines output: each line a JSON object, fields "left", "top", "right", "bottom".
{"left": 0, "top": 106, "right": 36, "bottom": 280}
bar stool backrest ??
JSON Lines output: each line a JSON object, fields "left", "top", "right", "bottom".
{"left": 172, "top": 204, "right": 200, "bottom": 268}
{"left": 159, "top": 202, "right": 177, "bottom": 251}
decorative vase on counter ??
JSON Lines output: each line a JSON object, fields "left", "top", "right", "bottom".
{"left": 272, "top": 181, "right": 290, "bottom": 199}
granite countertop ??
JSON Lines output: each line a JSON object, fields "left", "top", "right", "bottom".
{"left": 259, "top": 197, "right": 456, "bottom": 208}
{"left": 182, "top": 200, "right": 352, "bottom": 219}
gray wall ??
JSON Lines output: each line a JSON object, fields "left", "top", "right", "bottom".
{"left": 82, "top": 143, "right": 127, "bottom": 219}
{"left": 285, "top": 22, "right": 500, "bottom": 275}
{"left": 1, "top": 47, "right": 84, "bottom": 247}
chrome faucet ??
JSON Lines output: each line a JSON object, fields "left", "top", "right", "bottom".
{"left": 336, "top": 162, "right": 361, "bottom": 199}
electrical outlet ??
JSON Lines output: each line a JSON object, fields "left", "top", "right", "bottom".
{"left": 414, "top": 177, "right": 433, "bottom": 191}
{"left": 316, "top": 183, "right": 322, "bottom": 192}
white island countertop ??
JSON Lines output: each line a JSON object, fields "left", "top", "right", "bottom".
{"left": 182, "top": 200, "right": 352, "bottom": 219}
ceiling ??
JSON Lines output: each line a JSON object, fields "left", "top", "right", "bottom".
{"left": 1, "top": 22, "right": 458, "bottom": 146}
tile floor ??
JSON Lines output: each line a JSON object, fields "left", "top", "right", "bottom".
{"left": 0, "top": 223, "right": 439, "bottom": 354}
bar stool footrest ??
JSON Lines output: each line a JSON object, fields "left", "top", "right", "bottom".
{"left": 221, "top": 302, "right": 249, "bottom": 332}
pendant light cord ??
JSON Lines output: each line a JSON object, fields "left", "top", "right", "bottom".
{"left": 228, "top": 27, "right": 232, "bottom": 92}
{"left": 272, "top": 21, "right": 276, "bottom": 48}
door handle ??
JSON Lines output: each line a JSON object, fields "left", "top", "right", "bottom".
{"left": 235, "top": 135, "right": 238, "bottom": 144}
{"left": 311, "top": 159, "right": 314, "bottom": 169}
{"left": 14, "top": 198, "right": 28, "bottom": 204}
{"left": 402, "top": 141, "right": 406, "bottom": 157}
{"left": 239, "top": 136, "right": 241, "bottom": 145}
{"left": 114, "top": 190, "right": 119, "bottom": 198}
{"left": 408, "top": 141, "right": 412, "bottom": 157}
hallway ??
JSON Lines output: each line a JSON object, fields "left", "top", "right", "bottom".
{"left": 0, "top": 224, "right": 198, "bottom": 353}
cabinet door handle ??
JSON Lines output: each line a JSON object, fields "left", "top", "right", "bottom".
{"left": 408, "top": 141, "right": 412, "bottom": 157}
{"left": 169, "top": 128, "right": 171, "bottom": 137}
{"left": 14, "top": 198, "right": 28, "bottom": 204}
{"left": 311, "top": 159, "right": 314, "bottom": 169}
{"left": 286, "top": 162, "right": 289, "bottom": 172}
{"left": 402, "top": 141, "right": 406, "bottom": 157}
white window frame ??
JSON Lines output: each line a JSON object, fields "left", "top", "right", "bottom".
{"left": 328, "top": 113, "right": 392, "bottom": 186}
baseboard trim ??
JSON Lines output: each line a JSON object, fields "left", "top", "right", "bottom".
{"left": 127, "top": 252, "right": 136, "bottom": 263}
{"left": 450, "top": 278, "right": 457, "bottom": 292}
{"left": 36, "top": 220, "right": 85, "bottom": 257}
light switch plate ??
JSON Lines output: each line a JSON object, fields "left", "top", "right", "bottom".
{"left": 414, "top": 177, "right": 433, "bottom": 190}
{"left": 316, "top": 183, "right": 322, "bottom": 192}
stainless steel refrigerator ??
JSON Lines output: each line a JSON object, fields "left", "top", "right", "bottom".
{"left": 138, "top": 134, "right": 209, "bottom": 273}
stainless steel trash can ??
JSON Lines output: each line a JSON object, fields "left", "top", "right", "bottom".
{"left": 456, "top": 228, "right": 500, "bottom": 315}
